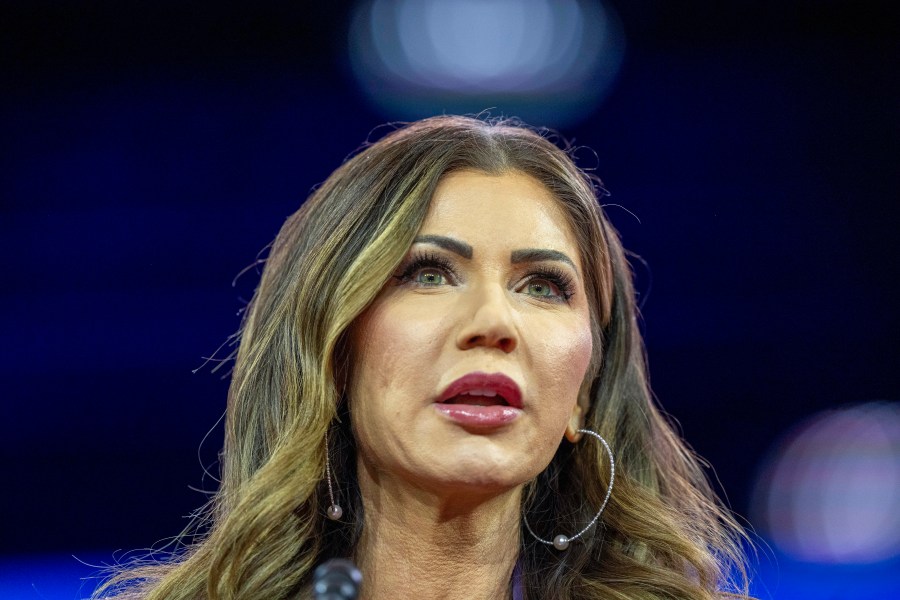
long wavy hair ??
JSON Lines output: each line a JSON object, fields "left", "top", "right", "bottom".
{"left": 95, "top": 115, "right": 750, "bottom": 599}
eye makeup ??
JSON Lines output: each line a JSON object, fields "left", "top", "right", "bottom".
{"left": 393, "top": 251, "right": 458, "bottom": 286}
{"left": 393, "top": 249, "right": 577, "bottom": 303}
{"left": 521, "top": 264, "right": 576, "bottom": 302}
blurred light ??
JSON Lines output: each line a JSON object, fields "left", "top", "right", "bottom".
{"left": 751, "top": 402, "right": 900, "bottom": 564}
{"left": 347, "top": 0, "right": 624, "bottom": 126}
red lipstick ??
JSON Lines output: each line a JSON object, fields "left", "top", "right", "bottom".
{"left": 434, "top": 372, "right": 523, "bottom": 428}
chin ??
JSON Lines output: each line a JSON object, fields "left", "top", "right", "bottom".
{"left": 426, "top": 446, "right": 536, "bottom": 493}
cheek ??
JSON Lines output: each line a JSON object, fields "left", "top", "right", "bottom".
{"left": 532, "top": 318, "right": 593, "bottom": 423}
{"left": 350, "top": 299, "right": 446, "bottom": 394}
{"left": 348, "top": 305, "right": 403, "bottom": 422}
{"left": 559, "top": 321, "right": 593, "bottom": 377}
{"left": 346, "top": 299, "right": 447, "bottom": 455}
{"left": 347, "top": 313, "right": 398, "bottom": 470}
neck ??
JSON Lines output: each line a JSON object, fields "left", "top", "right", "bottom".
{"left": 353, "top": 461, "right": 522, "bottom": 600}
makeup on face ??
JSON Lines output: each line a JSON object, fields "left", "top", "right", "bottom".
{"left": 350, "top": 170, "right": 594, "bottom": 495}
{"left": 434, "top": 371, "right": 524, "bottom": 428}
{"left": 394, "top": 235, "right": 580, "bottom": 305}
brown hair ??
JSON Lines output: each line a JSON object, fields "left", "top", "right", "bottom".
{"left": 95, "top": 115, "right": 750, "bottom": 599}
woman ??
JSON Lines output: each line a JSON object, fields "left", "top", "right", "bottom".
{"left": 96, "top": 116, "right": 750, "bottom": 599}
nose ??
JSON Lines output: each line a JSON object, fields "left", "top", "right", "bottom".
{"left": 455, "top": 282, "right": 518, "bottom": 354}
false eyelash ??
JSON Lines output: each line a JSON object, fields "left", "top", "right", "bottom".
{"left": 525, "top": 265, "right": 576, "bottom": 302}
{"left": 394, "top": 251, "right": 577, "bottom": 303}
{"left": 393, "top": 251, "right": 457, "bottom": 284}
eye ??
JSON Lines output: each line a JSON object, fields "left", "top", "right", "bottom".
{"left": 526, "top": 280, "right": 555, "bottom": 298}
{"left": 415, "top": 269, "right": 446, "bottom": 286}
{"left": 393, "top": 252, "right": 456, "bottom": 287}
{"left": 520, "top": 267, "right": 576, "bottom": 303}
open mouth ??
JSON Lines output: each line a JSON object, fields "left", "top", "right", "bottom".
{"left": 436, "top": 372, "right": 524, "bottom": 410}
{"left": 441, "top": 391, "right": 510, "bottom": 407}
{"left": 434, "top": 373, "right": 523, "bottom": 427}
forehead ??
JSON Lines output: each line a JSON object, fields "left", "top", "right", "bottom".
{"left": 421, "top": 170, "right": 581, "bottom": 258}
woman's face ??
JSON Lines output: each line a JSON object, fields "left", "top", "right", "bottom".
{"left": 348, "top": 170, "right": 594, "bottom": 498}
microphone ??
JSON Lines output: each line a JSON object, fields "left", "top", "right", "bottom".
{"left": 312, "top": 558, "right": 363, "bottom": 600}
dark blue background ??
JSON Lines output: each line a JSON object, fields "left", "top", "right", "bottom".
{"left": 1, "top": 1, "right": 897, "bottom": 594}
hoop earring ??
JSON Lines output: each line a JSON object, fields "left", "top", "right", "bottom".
{"left": 324, "top": 430, "right": 343, "bottom": 520}
{"left": 523, "top": 428, "right": 615, "bottom": 551}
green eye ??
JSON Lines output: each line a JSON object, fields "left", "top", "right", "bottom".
{"left": 415, "top": 270, "right": 445, "bottom": 285}
{"left": 527, "top": 281, "right": 554, "bottom": 297}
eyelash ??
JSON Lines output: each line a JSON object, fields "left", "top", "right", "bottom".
{"left": 528, "top": 265, "right": 576, "bottom": 302}
{"left": 394, "top": 251, "right": 456, "bottom": 284}
{"left": 393, "top": 251, "right": 576, "bottom": 303}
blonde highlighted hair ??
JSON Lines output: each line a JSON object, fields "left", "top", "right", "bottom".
{"left": 95, "top": 115, "right": 750, "bottom": 599}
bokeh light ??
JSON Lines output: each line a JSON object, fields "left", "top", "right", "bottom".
{"left": 751, "top": 402, "right": 900, "bottom": 564}
{"left": 347, "top": 0, "right": 625, "bottom": 126}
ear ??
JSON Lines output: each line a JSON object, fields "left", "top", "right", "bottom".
{"left": 564, "top": 381, "right": 592, "bottom": 443}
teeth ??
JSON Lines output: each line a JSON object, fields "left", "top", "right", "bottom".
{"left": 445, "top": 390, "right": 507, "bottom": 406}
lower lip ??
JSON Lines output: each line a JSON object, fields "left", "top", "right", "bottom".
{"left": 433, "top": 404, "right": 522, "bottom": 427}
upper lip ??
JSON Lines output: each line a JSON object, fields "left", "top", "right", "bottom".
{"left": 437, "top": 372, "right": 523, "bottom": 409}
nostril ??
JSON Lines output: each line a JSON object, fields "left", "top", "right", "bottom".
{"left": 462, "top": 334, "right": 516, "bottom": 353}
{"left": 464, "top": 334, "right": 483, "bottom": 346}
{"left": 498, "top": 338, "right": 516, "bottom": 353}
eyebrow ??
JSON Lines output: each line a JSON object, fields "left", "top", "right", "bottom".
{"left": 413, "top": 235, "right": 473, "bottom": 259}
{"left": 510, "top": 248, "right": 577, "bottom": 271}
{"left": 412, "top": 235, "right": 577, "bottom": 271}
